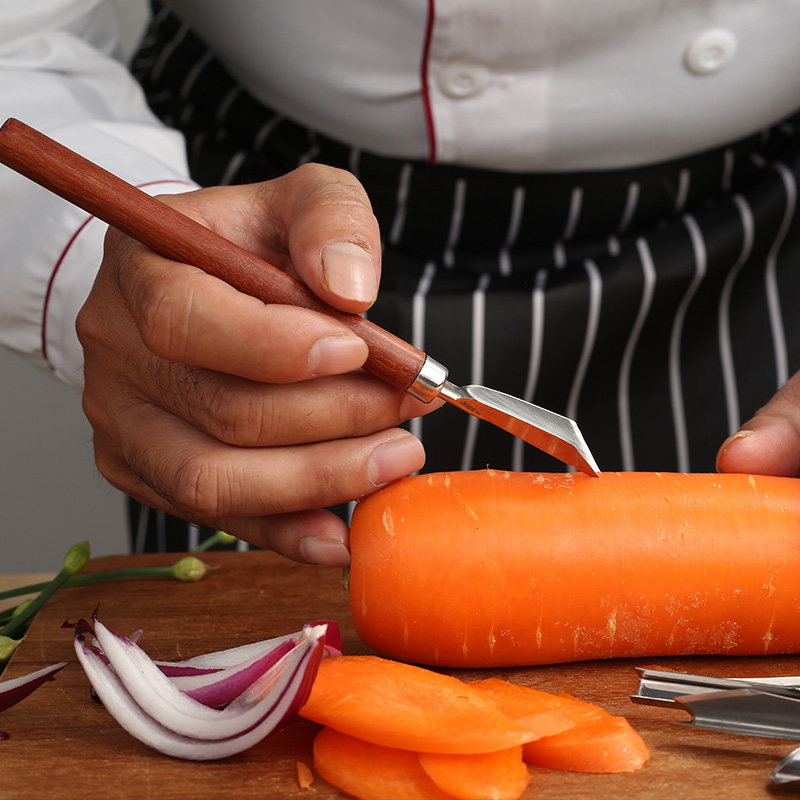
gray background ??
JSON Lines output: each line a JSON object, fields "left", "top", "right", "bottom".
{"left": 1, "top": 0, "right": 151, "bottom": 573}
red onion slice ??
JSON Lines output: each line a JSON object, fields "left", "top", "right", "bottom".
{"left": 74, "top": 619, "right": 329, "bottom": 759}
{"left": 75, "top": 631, "right": 323, "bottom": 760}
{"left": 175, "top": 639, "right": 296, "bottom": 708}
{"left": 153, "top": 619, "right": 342, "bottom": 673}
{"left": 0, "top": 662, "right": 67, "bottom": 714}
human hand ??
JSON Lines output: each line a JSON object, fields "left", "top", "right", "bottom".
{"left": 76, "top": 164, "right": 433, "bottom": 565}
{"left": 716, "top": 372, "right": 800, "bottom": 477}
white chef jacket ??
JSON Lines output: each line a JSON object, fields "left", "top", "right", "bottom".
{"left": 2, "top": 0, "right": 800, "bottom": 387}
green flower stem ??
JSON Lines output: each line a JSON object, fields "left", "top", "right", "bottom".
{"left": 0, "top": 560, "right": 210, "bottom": 603}
{"left": 0, "top": 540, "right": 90, "bottom": 640}
{"left": 192, "top": 530, "right": 237, "bottom": 552}
{"left": 0, "top": 567, "right": 169, "bottom": 602}
{"left": 0, "top": 601, "right": 29, "bottom": 634}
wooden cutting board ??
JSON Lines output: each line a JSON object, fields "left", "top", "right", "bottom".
{"left": 3, "top": 550, "right": 800, "bottom": 800}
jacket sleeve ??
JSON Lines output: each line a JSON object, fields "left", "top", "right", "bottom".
{"left": 0, "top": 0, "right": 197, "bottom": 387}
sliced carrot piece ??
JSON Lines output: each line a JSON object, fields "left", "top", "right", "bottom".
{"left": 523, "top": 715, "right": 649, "bottom": 773}
{"left": 468, "top": 678, "right": 576, "bottom": 738}
{"left": 296, "top": 761, "right": 314, "bottom": 790}
{"left": 470, "top": 679, "right": 647, "bottom": 772}
{"left": 313, "top": 726, "right": 453, "bottom": 800}
{"left": 419, "top": 746, "right": 530, "bottom": 800}
{"left": 299, "top": 655, "right": 536, "bottom": 754}
{"left": 552, "top": 691, "right": 612, "bottom": 722}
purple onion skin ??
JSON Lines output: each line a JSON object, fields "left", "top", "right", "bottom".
{"left": 0, "top": 662, "right": 67, "bottom": 714}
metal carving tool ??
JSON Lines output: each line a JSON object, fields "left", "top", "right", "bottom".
{"left": 632, "top": 666, "right": 800, "bottom": 783}
{"left": 632, "top": 666, "right": 800, "bottom": 708}
{"left": 0, "top": 118, "right": 599, "bottom": 476}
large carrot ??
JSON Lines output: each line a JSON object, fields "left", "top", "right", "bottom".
{"left": 348, "top": 470, "right": 800, "bottom": 668}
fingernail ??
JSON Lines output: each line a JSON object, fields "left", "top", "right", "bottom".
{"left": 715, "top": 429, "right": 755, "bottom": 471}
{"left": 720, "top": 429, "right": 755, "bottom": 452}
{"left": 308, "top": 334, "right": 368, "bottom": 377}
{"left": 299, "top": 536, "right": 350, "bottom": 566}
{"left": 322, "top": 242, "right": 378, "bottom": 304}
{"left": 367, "top": 433, "right": 425, "bottom": 488}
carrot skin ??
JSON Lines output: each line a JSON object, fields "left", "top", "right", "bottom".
{"left": 349, "top": 470, "right": 800, "bottom": 668}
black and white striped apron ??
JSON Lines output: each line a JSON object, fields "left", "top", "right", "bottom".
{"left": 127, "top": 1, "right": 800, "bottom": 552}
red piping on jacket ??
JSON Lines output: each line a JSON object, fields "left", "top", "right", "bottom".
{"left": 41, "top": 179, "right": 194, "bottom": 370}
{"left": 421, "top": 0, "right": 437, "bottom": 164}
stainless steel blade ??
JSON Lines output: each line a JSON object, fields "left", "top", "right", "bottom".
{"left": 632, "top": 667, "right": 800, "bottom": 707}
{"left": 675, "top": 689, "right": 800, "bottom": 741}
{"left": 438, "top": 381, "right": 601, "bottom": 477}
{"left": 773, "top": 748, "right": 800, "bottom": 784}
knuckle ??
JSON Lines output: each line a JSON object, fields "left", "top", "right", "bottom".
{"left": 294, "top": 453, "right": 349, "bottom": 508}
{"left": 79, "top": 385, "right": 107, "bottom": 434}
{"left": 308, "top": 461, "right": 351, "bottom": 508}
{"left": 74, "top": 303, "right": 95, "bottom": 347}
{"left": 150, "top": 361, "right": 200, "bottom": 419}
{"left": 76, "top": 289, "right": 116, "bottom": 352}
{"left": 202, "top": 380, "right": 279, "bottom": 446}
{"left": 91, "top": 440, "right": 116, "bottom": 483}
{"left": 135, "top": 276, "right": 189, "bottom": 359}
{"left": 293, "top": 164, "right": 374, "bottom": 221}
{"left": 320, "top": 377, "right": 395, "bottom": 439}
{"left": 168, "top": 453, "right": 225, "bottom": 520}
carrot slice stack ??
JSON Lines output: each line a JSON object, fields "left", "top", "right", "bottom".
{"left": 467, "top": 678, "right": 577, "bottom": 738}
{"left": 300, "top": 655, "right": 536, "bottom": 753}
{"left": 301, "top": 655, "right": 648, "bottom": 797}
{"left": 313, "top": 727, "right": 453, "bottom": 800}
{"left": 471, "top": 679, "right": 648, "bottom": 773}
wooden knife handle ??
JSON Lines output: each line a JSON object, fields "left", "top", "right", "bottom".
{"left": 0, "top": 118, "right": 428, "bottom": 392}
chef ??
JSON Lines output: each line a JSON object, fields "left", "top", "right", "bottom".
{"left": 1, "top": 0, "right": 799, "bottom": 561}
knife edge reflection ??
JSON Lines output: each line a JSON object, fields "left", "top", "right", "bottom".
{"left": 439, "top": 382, "right": 601, "bottom": 477}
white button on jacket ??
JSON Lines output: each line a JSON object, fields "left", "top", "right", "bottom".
{"left": 437, "top": 61, "right": 491, "bottom": 99}
{"left": 685, "top": 29, "right": 738, "bottom": 75}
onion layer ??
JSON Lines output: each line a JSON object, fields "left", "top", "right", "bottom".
{"left": 74, "top": 618, "right": 336, "bottom": 760}
{"left": 0, "top": 661, "right": 68, "bottom": 739}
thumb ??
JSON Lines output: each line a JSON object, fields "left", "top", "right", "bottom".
{"left": 268, "top": 163, "right": 382, "bottom": 314}
{"left": 716, "top": 373, "right": 800, "bottom": 477}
